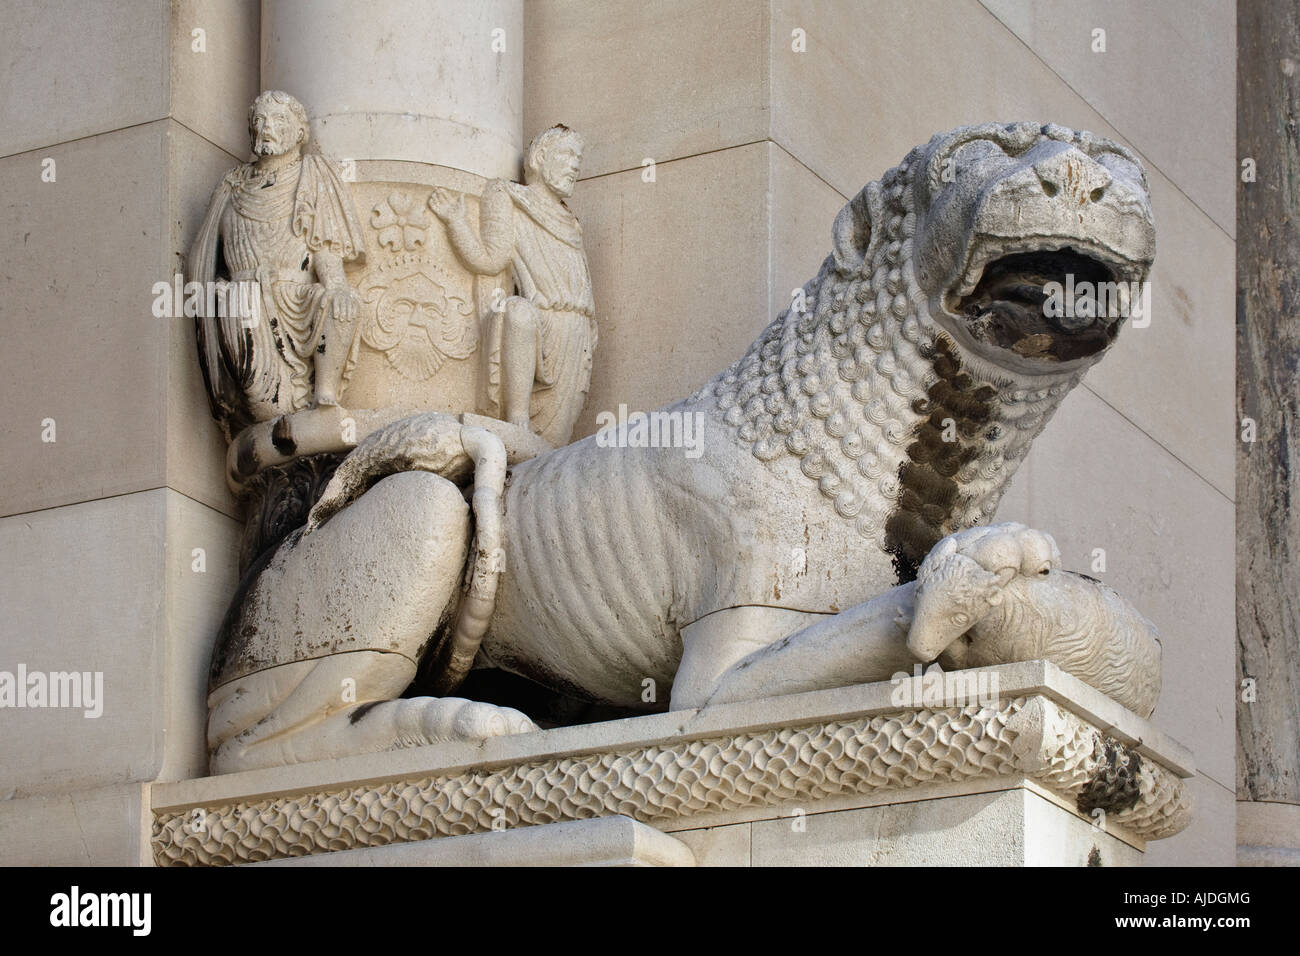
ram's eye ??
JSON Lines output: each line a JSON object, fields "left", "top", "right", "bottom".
{"left": 953, "top": 612, "right": 970, "bottom": 627}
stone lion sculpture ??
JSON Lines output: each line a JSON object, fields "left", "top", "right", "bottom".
{"left": 207, "top": 122, "right": 1159, "bottom": 774}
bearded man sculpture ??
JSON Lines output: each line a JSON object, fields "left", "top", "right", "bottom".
{"left": 191, "top": 90, "right": 365, "bottom": 434}
{"left": 429, "top": 125, "right": 595, "bottom": 447}
{"left": 205, "top": 122, "right": 1162, "bottom": 776}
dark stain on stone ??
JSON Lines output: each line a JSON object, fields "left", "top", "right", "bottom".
{"left": 208, "top": 536, "right": 290, "bottom": 693}
{"left": 1077, "top": 735, "right": 1143, "bottom": 816}
{"left": 1087, "top": 846, "right": 1103, "bottom": 867}
{"left": 349, "top": 700, "right": 383, "bottom": 725}
{"left": 235, "top": 434, "right": 258, "bottom": 477}
{"left": 236, "top": 452, "right": 343, "bottom": 574}
{"left": 885, "top": 336, "right": 995, "bottom": 584}
{"left": 956, "top": 250, "right": 1121, "bottom": 362}
{"left": 271, "top": 416, "right": 297, "bottom": 456}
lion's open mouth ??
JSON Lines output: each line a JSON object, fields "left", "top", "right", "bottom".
{"left": 951, "top": 248, "right": 1128, "bottom": 363}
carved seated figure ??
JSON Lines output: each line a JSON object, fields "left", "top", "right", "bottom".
{"left": 205, "top": 123, "right": 1162, "bottom": 774}
{"left": 429, "top": 125, "right": 596, "bottom": 447}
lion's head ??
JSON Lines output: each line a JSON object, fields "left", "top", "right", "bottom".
{"left": 861, "top": 122, "right": 1155, "bottom": 374}
{"left": 710, "top": 123, "right": 1155, "bottom": 581}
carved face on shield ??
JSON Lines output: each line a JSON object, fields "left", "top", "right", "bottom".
{"left": 361, "top": 268, "right": 477, "bottom": 381}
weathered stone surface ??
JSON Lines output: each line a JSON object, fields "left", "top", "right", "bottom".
{"left": 978, "top": 0, "right": 1234, "bottom": 234}
{"left": 0, "top": 124, "right": 168, "bottom": 519}
{"left": 1146, "top": 772, "right": 1237, "bottom": 867}
{"left": 1081, "top": 170, "right": 1235, "bottom": 499}
{"left": 672, "top": 823, "right": 752, "bottom": 866}
{"left": 523, "top": 0, "right": 768, "bottom": 180}
{"left": 764, "top": 0, "right": 1233, "bottom": 499}
{"left": 1237, "top": 800, "right": 1300, "bottom": 866}
{"left": 262, "top": 0, "right": 523, "bottom": 178}
{"left": 750, "top": 789, "right": 1142, "bottom": 867}
{"left": 161, "top": 491, "right": 245, "bottom": 782}
{"left": 169, "top": 0, "right": 261, "bottom": 159}
{"left": 430, "top": 125, "right": 597, "bottom": 446}
{"left": 565, "top": 143, "right": 772, "bottom": 438}
{"left": 1019, "top": 387, "right": 1235, "bottom": 789}
{"left": 0, "top": 0, "right": 167, "bottom": 158}
{"left": 190, "top": 90, "right": 367, "bottom": 431}
{"left": 0, "top": 0, "right": 1235, "bottom": 873}
{"left": 0, "top": 783, "right": 148, "bottom": 867}
{"left": 0, "top": 489, "right": 238, "bottom": 797}
{"left": 1237, "top": 0, "right": 1300, "bottom": 860}
{"left": 168, "top": 121, "right": 245, "bottom": 519}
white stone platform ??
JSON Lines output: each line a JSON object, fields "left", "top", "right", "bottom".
{"left": 149, "top": 660, "right": 1194, "bottom": 867}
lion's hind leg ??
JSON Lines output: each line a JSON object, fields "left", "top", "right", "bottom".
{"left": 207, "top": 468, "right": 534, "bottom": 774}
{"left": 209, "top": 650, "right": 536, "bottom": 773}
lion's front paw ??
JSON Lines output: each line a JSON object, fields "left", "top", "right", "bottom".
{"left": 926, "top": 522, "right": 1060, "bottom": 579}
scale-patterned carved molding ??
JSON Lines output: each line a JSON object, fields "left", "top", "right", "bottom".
{"left": 152, "top": 695, "right": 1190, "bottom": 866}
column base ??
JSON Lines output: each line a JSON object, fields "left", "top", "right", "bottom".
{"left": 1237, "top": 801, "right": 1300, "bottom": 866}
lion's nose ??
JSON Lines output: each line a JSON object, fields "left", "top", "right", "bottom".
{"left": 1033, "top": 149, "right": 1112, "bottom": 205}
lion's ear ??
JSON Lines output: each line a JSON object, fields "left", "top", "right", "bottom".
{"left": 832, "top": 184, "right": 875, "bottom": 274}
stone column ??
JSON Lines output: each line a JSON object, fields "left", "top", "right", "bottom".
{"left": 261, "top": 0, "right": 522, "bottom": 177}
{"left": 1237, "top": 0, "right": 1300, "bottom": 866}
{"left": 240, "top": 0, "right": 524, "bottom": 440}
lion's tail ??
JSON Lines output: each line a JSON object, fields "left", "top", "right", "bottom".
{"left": 305, "top": 412, "right": 474, "bottom": 531}
{"left": 304, "top": 412, "right": 508, "bottom": 694}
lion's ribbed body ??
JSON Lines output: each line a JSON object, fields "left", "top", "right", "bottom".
{"left": 483, "top": 431, "right": 696, "bottom": 705}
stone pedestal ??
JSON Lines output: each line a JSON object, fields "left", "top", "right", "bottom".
{"left": 257, "top": 816, "right": 696, "bottom": 867}
{"left": 149, "top": 661, "right": 1193, "bottom": 867}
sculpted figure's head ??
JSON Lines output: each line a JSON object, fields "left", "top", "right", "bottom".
{"left": 248, "top": 90, "right": 309, "bottom": 159}
{"left": 525, "top": 125, "right": 585, "bottom": 199}
{"left": 831, "top": 122, "right": 1156, "bottom": 377}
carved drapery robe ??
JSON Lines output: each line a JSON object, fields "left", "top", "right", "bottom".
{"left": 191, "top": 153, "right": 365, "bottom": 434}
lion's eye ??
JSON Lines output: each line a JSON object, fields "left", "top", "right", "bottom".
{"left": 954, "top": 139, "right": 1011, "bottom": 166}
{"left": 935, "top": 139, "right": 1013, "bottom": 187}
{"left": 1093, "top": 150, "right": 1144, "bottom": 188}
{"left": 953, "top": 612, "right": 969, "bottom": 627}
